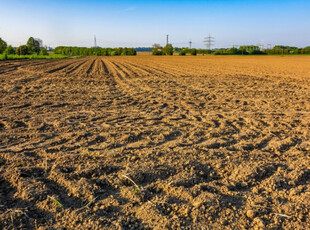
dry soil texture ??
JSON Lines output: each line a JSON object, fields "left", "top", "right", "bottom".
{"left": 0, "top": 56, "right": 310, "bottom": 229}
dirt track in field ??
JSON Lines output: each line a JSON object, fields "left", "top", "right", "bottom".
{"left": 0, "top": 56, "right": 310, "bottom": 229}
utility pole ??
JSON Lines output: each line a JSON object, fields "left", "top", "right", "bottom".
{"left": 189, "top": 40, "right": 192, "bottom": 49}
{"left": 204, "top": 34, "right": 214, "bottom": 50}
{"left": 259, "top": 40, "right": 264, "bottom": 51}
{"left": 166, "top": 35, "right": 169, "bottom": 45}
{"left": 94, "top": 35, "right": 97, "bottom": 48}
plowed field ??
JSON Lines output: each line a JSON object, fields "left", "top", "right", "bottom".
{"left": 1, "top": 56, "right": 310, "bottom": 229}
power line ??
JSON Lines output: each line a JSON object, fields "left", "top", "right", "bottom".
{"left": 94, "top": 35, "right": 97, "bottom": 48}
{"left": 189, "top": 40, "right": 192, "bottom": 49}
{"left": 204, "top": 34, "right": 214, "bottom": 50}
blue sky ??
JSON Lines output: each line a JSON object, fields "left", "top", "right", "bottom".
{"left": 0, "top": 0, "right": 309, "bottom": 48}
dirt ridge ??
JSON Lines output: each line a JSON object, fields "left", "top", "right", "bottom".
{"left": 0, "top": 56, "right": 309, "bottom": 229}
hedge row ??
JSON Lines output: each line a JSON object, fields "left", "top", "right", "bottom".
{"left": 53, "top": 46, "right": 136, "bottom": 56}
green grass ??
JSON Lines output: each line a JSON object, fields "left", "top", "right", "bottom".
{"left": 0, "top": 53, "right": 69, "bottom": 60}
{"left": 47, "top": 195, "right": 63, "bottom": 208}
{"left": 122, "top": 174, "right": 141, "bottom": 195}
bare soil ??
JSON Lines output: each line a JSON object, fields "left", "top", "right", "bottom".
{"left": 0, "top": 56, "right": 310, "bottom": 229}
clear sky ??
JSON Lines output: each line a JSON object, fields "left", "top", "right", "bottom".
{"left": 0, "top": 0, "right": 309, "bottom": 48}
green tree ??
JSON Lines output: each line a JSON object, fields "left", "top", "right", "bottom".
{"left": 174, "top": 47, "right": 182, "bottom": 53}
{"left": 301, "top": 46, "right": 310, "bottom": 54}
{"left": 102, "top": 48, "right": 109, "bottom": 56}
{"left": 0, "top": 38, "right": 7, "bottom": 54}
{"left": 53, "top": 46, "right": 63, "bottom": 54}
{"left": 121, "top": 47, "right": 128, "bottom": 56}
{"left": 152, "top": 44, "right": 163, "bottom": 55}
{"left": 190, "top": 49, "right": 197, "bottom": 56}
{"left": 179, "top": 50, "right": 186, "bottom": 56}
{"left": 110, "top": 51, "right": 118, "bottom": 56}
{"left": 128, "top": 48, "right": 136, "bottom": 55}
{"left": 16, "top": 45, "right": 29, "bottom": 55}
{"left": 4, "top": 45, "right": 15, "bottom": 55}
{"left": 39, "top": 48, "right": 48, "bottom": 56}
{"left": 27, "top": 37, "right": 40, "bottom": 54}
{"left": 227, "top": 47, "right": 239, "bottom": 54}
{"left": 205, "top": 49, "right": 212, "bottom": 54}
{"left": 53, "top": 46, "right": 136, "bottom": 57}
{"left": 3, "top": 53, "right": 8, "bottom": 60}
{"left": 163, "top": 44, "right": 173, "bottom": 55}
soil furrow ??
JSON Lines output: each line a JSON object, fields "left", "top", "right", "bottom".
{"left": 1, "top": 56, "right": 310, "bottom": 230}
{"left": 58, "top": 58, "right": 89, "bottom": 74}
{"left": 100, "top": 59, "right": 110, "bottom": 74}
{"left": 105, "top": 60, "right": 142, "bottom": 92}
{"left": 115, "top": 60, "right": 207, "bottom": 119}
{"left": 65, "top": 58, "right": 92, "bottom": 75}
{"left": 85, "top": 57, "right": 96, "bottom": 75}
{"left": 17, "top": 59, "right": 65, "bottom": 72}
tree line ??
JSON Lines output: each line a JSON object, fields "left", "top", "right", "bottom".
{"left": 0, "top": 37, "right": 48, "bottom": 56}
{"left": 264, "top": 46, "right": 310, "bottom": 55}
{"left": 0, "top": 37, "right": 137, "bottom": 59}
{"left": 1, "top": 36, "right": 310, "bottom": 58}
{"left": 212, "top": 45, "right": 310, "bottom": 55}
{"left": 53, "top": 46, "right": 136, "bottom": 56}
{"left": 152, "top": 44, "right": 310, "bottom": 56}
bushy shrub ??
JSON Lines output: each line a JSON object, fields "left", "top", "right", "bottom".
{"left": 121, "top": 48, "right": 137, "bottom": 56}
{"left": 39, "top": 48, "right": 48, "bottom": 56}
{"left": 0, "top": 38, "right": 7, "bottom": 54}
{"left": 16, "top": 45, "right": 29, "bottom": 55}
{"left": 121, "top": 48, "right": 128, "bottom": 56}
{"left": 227, "top": 47, "right": 239, "bottom": 55}
{"left": 4, "top": 45, "right": 15, "bottom": 55}
{"left": 110, "top": 51, "right": 118, "bottom": 56}
{"left": 27, "top": 37, "right": 40, "bottom": 54}
{"left": 190, "top": 49, "right": 197, "bottom": 56}
{"left": 248, "top": 49, "right": 264, "bottom": 55}
{"left": 128, "top": 48, "right": 136, "bottom": 56}
{"left": 163, "top": 44, "right": 173, "bottom": 55}
{"left": 300, "top": 46, "right": 310, "bottom": 54}
{"left": 179, "top": 50, "right": 186, "bottom": 56}
{"left": 213, "top": 49, "right": 226, "bottom": 55}
{"left": 116, "top": 48, "right": 123, "bottom": 55}
{"left": 53, "top": 46, "right": 136, "bottom": 56}
{"left": 152, "top": 49, "right": 163, "bottom": 55}
{"left": 102, "top": 49, "right": 109, "bottom": 56}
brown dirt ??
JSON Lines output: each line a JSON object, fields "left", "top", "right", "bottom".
{"left": 0, "top": 56, "right": 310, "bottom": 229}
